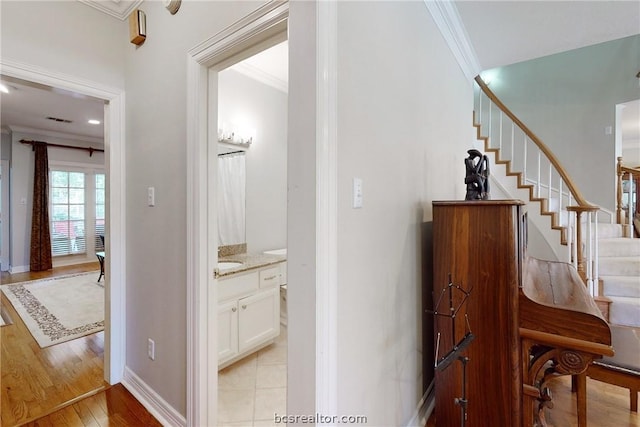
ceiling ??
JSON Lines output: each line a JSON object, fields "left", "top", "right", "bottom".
{"left": 0, "top": 76, "right": 105, "bottom": 142}
{"left": 0, "top": 2, "right": 637, "bottom": 144}
{"left": 454, "top": 0, "right": 640, "bottom": 71}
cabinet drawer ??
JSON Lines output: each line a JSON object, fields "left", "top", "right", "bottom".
{"left": 259, "top": 266, "right": 281, "bottom": 288}
{"left": 219, "top": 271, "right": 259, "bottom": 302}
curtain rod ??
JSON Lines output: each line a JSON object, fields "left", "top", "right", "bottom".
{"left": 20, "top": 139, "right": 104, "bottom": 157}
{"left": 218, "top": 150, "right": 245, "bottom": 157}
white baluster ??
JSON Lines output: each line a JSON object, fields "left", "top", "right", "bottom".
{"left": 536, "top": 151, "right": 541, "bottom": 198}
{"left": 548, "top": 164, "right": 553, "bottom": 204}
{"left": 511, "top": 123, "right": 515, "bottom": 165}
{"left": 586, "top": 211, "right": 593, "bottom": 293}
{"left": 523, "top": 136, "right": 528, "bottom": 182}
{"left": 558, "top": 180, "right": 563, "bottom": 223}
{"left": 478, "top": 90, "right": 482, "bottom": 125}
{"left": 488, "top": 100, "right": 492, "bottom": 145}
{"left": 499, "top": 112, "right": 503, "bottom": 153}
{"left": 592, "top": 211, "right": 600, "bottom": 297}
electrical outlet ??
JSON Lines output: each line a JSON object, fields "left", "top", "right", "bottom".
{"left": 148, "top": 338, "right": 155, "bottom": 360}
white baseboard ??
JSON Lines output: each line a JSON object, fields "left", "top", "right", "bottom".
{"left": 9, "top": 265, "right": 29, "bottom": 274}
{"left": 122, "top": 366, "right": 186, "bottom": 427}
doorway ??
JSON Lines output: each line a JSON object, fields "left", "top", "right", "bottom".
{"left": 215, "top": 40, "right": 289, "bottom": 425}
{"left": 0, "top": 60, "right": 126, "bottom": 423}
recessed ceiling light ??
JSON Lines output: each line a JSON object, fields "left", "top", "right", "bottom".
{"left": 0, "top": 83, "right": 9, "bottom": 94}
{"left": 88, "top": 119, "right": 101, "bottom": 125}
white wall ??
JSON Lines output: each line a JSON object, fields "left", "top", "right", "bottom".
{"left": 122, "top": 0, "right": 269, "bottom": 416}
{"left": 622, "top": 140, "right": 640, "bottom": 166}
{"left": 335, "top": 2, "right": 472, "bottom": 425}
{"left": 485, "top": 35, "right": 640, "bottom": 212}
{"left": 286, "top": 1, "right": 318, "bottom": 419}
{"left": 1, "top": 1, "right": 126, "bottom": 89}
{"left": 2, "top": 1, "right": 477, "bottom": 423}
{"left": 218, "top": 69, "right": 287, "bottom": 253}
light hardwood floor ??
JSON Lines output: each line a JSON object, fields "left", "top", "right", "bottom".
{"left": 20, "top": 384, "right": 161, "bottom": 427}
{"left": 427, "top": 374, "right": 639, "bottom": 426}
{"left": 1, "top": 264, "right": 113, "bottom": 426}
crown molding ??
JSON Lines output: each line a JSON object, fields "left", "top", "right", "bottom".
{"left": 231, "top": 62, "right": 288, "bottom": 93}
{"left": 8, "top": 125, "right": 104, "bottom": 145}
{"left": 77, "top": 0, "right": 143, "bottom": 20}
{"left": 423, "top": 0, "right": 481, "bottom": 81}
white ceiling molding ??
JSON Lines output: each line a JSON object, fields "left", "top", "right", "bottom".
{"left": 8, "top": 125, "right": 104, "bottom": 145}
{"left": 423, "top": 0, "right": 481, "bottom": 82}
{"left": 230, "top": 62, "right": 288, "bottom": 93}
{"left": 78, "top": 0, "right": 143, "bottom": 20}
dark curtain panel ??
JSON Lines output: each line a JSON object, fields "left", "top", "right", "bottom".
{"left": 30, "top": 142, "right": 52, "bottom": 271}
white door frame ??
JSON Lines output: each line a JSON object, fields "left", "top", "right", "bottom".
{"left": 0, "top": 158, "right": 9, "bottom": 271}
{"left": 186, "top": 1, "right": 338, "bottom": 425}
{"left": 186, "top": 3, "right": 289, "bottom": 424}
{"left": 0, "top": 59, "right": 127, "bottom": 384}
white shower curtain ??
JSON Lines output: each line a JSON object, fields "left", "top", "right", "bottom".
{"left": 218, "top": 152, "right": 246, "bottom": 245}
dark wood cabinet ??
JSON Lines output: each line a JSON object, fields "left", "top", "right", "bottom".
{"left": 432, "top": 200, "right": 524, "bottom": 426}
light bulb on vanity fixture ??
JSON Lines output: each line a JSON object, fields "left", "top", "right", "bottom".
{"left": 218, "top": 121, "right": 256, "bottom": 148}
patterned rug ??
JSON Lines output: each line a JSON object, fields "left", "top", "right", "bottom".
{"left": 0, "top": 272, "right": 103, "bottom": 347}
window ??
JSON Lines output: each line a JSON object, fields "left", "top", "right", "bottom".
{"left": 50, "top": 170, "right": 86, "bottom": 256}
{"left": 49, "top": 168, "right": 105, "bottom": 258}
{"left": 95, "top": 173, "right": 105, "bottom": 251}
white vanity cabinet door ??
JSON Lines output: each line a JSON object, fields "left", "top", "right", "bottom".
{"left": 218, "top": 300, "right": 239, "bottom": 364}
{"left": 238, "top": 287, "right": 280, "bottom": 353}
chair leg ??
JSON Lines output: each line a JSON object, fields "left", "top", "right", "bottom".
{"left": 576, "top": 372, "right": 587, "bottom": 427}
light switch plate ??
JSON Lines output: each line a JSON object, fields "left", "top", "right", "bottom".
{"left": 353, "top": 178, "right": 363, "bottom": 209}
{"left": 147, "top": 187, "right": 155, "bottom": 207}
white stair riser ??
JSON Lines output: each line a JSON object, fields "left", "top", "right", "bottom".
{"left": 598, "top": 223, "right": 626, "bottom": 238}
{"left": 598, "top": 257, "right": 640, "bottom": 276}
{"left": 599, "top": 238, "right": 640, "bottom": 257}
{"left": 608, "top": 297, "right": 640, "bottom": 328}
{"left": 601, "top": 276, "right": 640, "bottom": 298}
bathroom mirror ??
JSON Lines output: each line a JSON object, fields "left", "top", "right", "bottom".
{"left": 218, "top": 148, "right": 246, "bottom": 246}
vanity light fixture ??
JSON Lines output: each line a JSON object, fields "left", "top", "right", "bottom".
{"left": 88, "top": 119, "right": 101, "bottom": 125}
{"left": 0, "top": 83, "right": 9, "bottom": 94}
{"left": 218, "top": 121, "right": 256, "bottom": 147}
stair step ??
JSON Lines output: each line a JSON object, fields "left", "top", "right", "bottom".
{"left": 598, "top": 223, "right": 626, "bottom": 238}
{"left": 599, "top": 256, "right": 640, "bottom": 276}
{"left": 601, "top": 275, "right": 640, "bottom": 298}
{"left": 599, "top": 238, "right": 640, "bottom": 257}
{"left": 600, "top": 324, "right": 640, "bottom": 371}
{"left": 608, "top": 296, "right": 640, "bottom": 328}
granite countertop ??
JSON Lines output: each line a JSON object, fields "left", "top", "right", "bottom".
{"left": 218, "top": 252, "right": 286, "bottom": 278}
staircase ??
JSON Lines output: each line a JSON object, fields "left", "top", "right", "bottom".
{"left": 472, "top": 75, "right": 640, "bottom": 415}
{"left": 473, "top": 76, "right": 600, "bottom": 291}
{"left": 599, "top": 223, "right": 640, "bottom": 327}
{"left": 473, "top": 76, "right": 640, "bottom": 328}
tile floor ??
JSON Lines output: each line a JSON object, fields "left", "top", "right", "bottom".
{"left": 218, "top": 327, "right": 287, "bottom": 426}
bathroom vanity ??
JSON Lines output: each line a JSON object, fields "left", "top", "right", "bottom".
{"left": 216, "top": 252, "right": 285, "bottom": 369}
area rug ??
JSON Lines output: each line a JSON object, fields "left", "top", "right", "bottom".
{"left": 0, "top": 272, "right": 104, "bottom": 347}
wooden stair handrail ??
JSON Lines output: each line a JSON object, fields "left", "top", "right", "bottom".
{"left": 475, "top": 75, "right": 596, "bottom": 209}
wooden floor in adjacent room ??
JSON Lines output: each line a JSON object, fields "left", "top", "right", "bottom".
{"left": 0, "top": 263, "right": 158, "bottom": 427}
{"left": 427, "top": 374, "right": 639, "bottom": 426}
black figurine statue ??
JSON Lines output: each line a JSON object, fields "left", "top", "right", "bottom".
{"left": 464, "top": 149, "right": 490, "bottom": 200}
